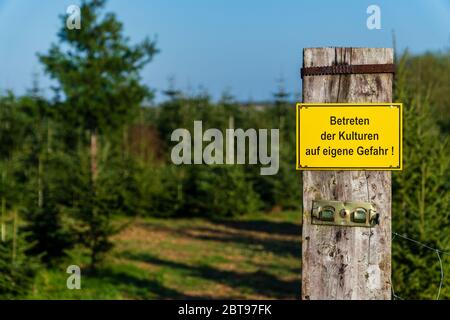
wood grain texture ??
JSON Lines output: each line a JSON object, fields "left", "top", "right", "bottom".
{"left": 301, "top": 48, "right": 393, "bottom": 300}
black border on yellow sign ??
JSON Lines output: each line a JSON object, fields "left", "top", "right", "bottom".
{"left": 296, "top": 103, "right": 403, "bottom": 170}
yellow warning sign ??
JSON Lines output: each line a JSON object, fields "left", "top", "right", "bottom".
{"left": 296, "top": 103, "right": 402, "bottom": 170}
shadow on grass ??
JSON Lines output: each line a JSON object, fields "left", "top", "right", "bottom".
{"left": 177, "top": 226, "right": 301, "bottom": 258}
{"left": 89, "top": 267, "right": 216, "bottom": 300}
{"left": 213, "top": 219, "right": 301, "bottom": 237}
{"left": 121, "top": 252, "right": 300, "bottom": 299}
{"left": 139, "top": 219, "right": 302, "bottom": 258}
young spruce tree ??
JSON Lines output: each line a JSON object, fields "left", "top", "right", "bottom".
{"left": 391, "top": 52, "right": 450, "bottom": 299}
{"left": 39, "top": 0, "right": 158, "bottom": 268}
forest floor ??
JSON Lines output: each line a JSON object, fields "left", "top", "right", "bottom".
{"left": 29, "top": 211, "right": 302, "bottom": 299}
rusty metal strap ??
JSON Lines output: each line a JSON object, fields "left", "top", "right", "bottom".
{"left": 301, "top": 64, "right": 395, "bottom": 78}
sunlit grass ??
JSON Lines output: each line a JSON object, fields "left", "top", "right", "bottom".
{"left": 28, "top": 211, "right": 302, "bottom": 300}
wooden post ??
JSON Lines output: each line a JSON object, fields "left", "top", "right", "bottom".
{"left": 301, "top": 47, "right": 393, "bottom": 300}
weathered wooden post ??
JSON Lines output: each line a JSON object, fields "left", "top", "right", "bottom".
{"left": 301, "top": 47, "right": 394, "bottom": 300}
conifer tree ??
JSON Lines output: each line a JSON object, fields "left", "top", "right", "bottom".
{"left": 392, "top": 52, "right": 450, "bottom": 299}
{"left": 39, "top": 0, "right": 158, "bottom": 268}
{"left": 0, "top": 94, "right": 39, "bottom": 298}
{"left": 0, "top": 224, "right": 39, "bottom": 299}
{"left": 13, "top": 91, "right": 74, "bottom": 265}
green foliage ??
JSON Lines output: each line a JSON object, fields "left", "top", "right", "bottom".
{"left": 0, "top": 94, "right": 30, "bottom": 162}
{"left": 134, "top": 164, "right": 184, "bottom": 217}
{"left": 182, "top": 165, "right": 261, "bottom": 218}
{"left": 67, "top": 142, "right": 130, "bottom": 268}
{"left": 15, "top": 94, "right": 75, "bottom": 265}
{"left": 36, "top": 0, "right": 159, "bottom": 268}
{"left": 0, "top": 220, "right": 39, "bottom": 299}
{"left": 23, "top": 205, "right": 74, "bottom": 266}
{"left": 392, "top": 52, "right": 450, "bottom": 299}
{"left": 39, "top": 0, "right": 158, "bottom": 135}
{"left": 0, "top": 94, "right": 40, "bottom": 298}
{"left": 397, "top": 50, "right": 450, "bottom": 133}
{"left": 155, "top": 87, "right": 301, "bottom": 216}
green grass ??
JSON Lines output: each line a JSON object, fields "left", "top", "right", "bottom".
{"left": 28, "top": 211, "right": 302, "bottom": 300}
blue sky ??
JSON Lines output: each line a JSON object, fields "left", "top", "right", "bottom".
{"left": 0, "top": 0, "right": 449, "bottom": 102}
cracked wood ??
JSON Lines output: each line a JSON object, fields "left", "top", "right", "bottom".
{"left": 301, "top": 47, "right": 392, "bottom": 300}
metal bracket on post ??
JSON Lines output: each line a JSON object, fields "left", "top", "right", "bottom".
{"left": 311, "top": 200, "right": 379, "bottom": 228}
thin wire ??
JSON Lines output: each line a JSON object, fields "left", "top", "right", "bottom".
{"left": 392, "top": 231, "right": 449, "bottom": 300}
{"left": 392, "top": 291, "right": 403, "bottom": 300}
{"left": 390, "top": 274, "right": 403, "bottom": 300}
{"left": 390, "top": 233, "right": 400, "bottom": 300}
{"left": 436, "top": 251, "right": 444, "bottom": 300}
{"left": 392, "top": 232, "right": 450, "bottom": 255}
